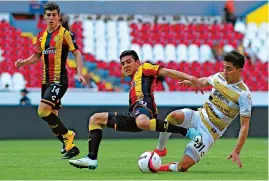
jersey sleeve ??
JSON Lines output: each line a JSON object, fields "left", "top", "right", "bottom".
{"left": 63, "top": 30, "right": 79, "bottom": 51}
{"left": 207, "top": 72, "right": 220, "bottom": 85}
{"left": 142, "top": 63, "right": 161, "bottom": 76}
{"left": 238, "top": 92, "right": 252, "bottom": 117}
{"left": 33, "top": 32, "right": 42, "bottom": 54}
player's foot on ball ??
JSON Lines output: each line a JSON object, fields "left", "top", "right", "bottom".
{"left": 154, "top": 147, "right": 167, "bottom": 157}
{"left": 157, "top": 162, "right": 177, "bottom": 172}
{"left": 61, "top": 144, "right": 66, "bottom": 154}
{"left": 158, "top": 162, "right": 177, "bottom": 172}
{"left": 63, "top": 130, "right": 76, "bottom": 152}
{"left": 62, "top": 146, "right": 80, "bottom": 159}
{"left": 186, "top": 128, "right": 203, "bottom": 144}
{"left": 69, "top": 156, "right": 98, "bottom": 170}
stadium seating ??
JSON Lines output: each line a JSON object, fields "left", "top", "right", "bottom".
{"left": 0, "top": 16, "right": 268, "bottom": 91}
{"left": 0, "top": 72, "right": 12, "bottom": 90}
{"left": 12, "top": 72, "right": 27, "bottom": 91}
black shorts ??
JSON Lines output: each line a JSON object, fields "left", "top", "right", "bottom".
{"left": 41, "top": 83, "right": 68, "bottom": 110}
{"left": 107, "top": 105, "right": 156, "bottom": 132}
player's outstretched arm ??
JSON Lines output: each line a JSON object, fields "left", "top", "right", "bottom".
{"left": 72, "top": 50, "right": 86, "bottom": 86}
{"left": 158, "top": 67, "right": 203, "bottom": 94}
{"left": 227, "top": 116, "right": 250, "bottom": 168}
{"left": 179, "top": 77, "right": 211, "bottom": 87}
{"left": 15, "top": 53, "right": 41, "bottom": 68}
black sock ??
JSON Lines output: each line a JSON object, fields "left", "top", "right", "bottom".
{"left": 56, "top": 134, "right": 64, "bottom": 144}
{"left": 156, "top": 119, "right": 187, "bottom": 136}
{"left": 41, "top": 113, "right": 68, "bottom": 135}
{"left": 87, "top": 129, "right": 102, "bottom": 160}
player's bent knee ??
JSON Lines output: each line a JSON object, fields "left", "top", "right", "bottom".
{"left": 89, "top": 113, "right": 108, "bottom": 126}
{"left": 166, "top": 110, "right": 184, "bottom": 125}
{"left": 136, "top": 121, "right": 149, "bottom": 130}
{"left": 37, "top": 108, "right": 51, "bottom": 118}
{"left": 136, "top": 115, "right": 150, "bottom": 130}
{"left": 90, "top": 113, "right": 101, "bottom": 124}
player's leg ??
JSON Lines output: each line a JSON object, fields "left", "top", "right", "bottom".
{"left": 158, "top": 121, "right": 214, "bottom": 172}
{"left": 69, "top": 110, "right": 147, "bottom": 169}
{"left": 155, "top": 109, "right": 202, "bottom": 156}
{"left": 52, "top": 98, "right": 80, "bottom": 159}
{"left": 38, "top": 83, "right": 78, "bottom": 158}
{"left": 134, "top": 107, "right": 190, "bottom": 136}
{"left": 158, "top": 154, "right": 196, "bottom": 172}
{"left": 37, "top": 102, "right": 71, "bottom": 146}
{"left": 55, "top": 103, "right": 80, "bottom": 159}
{"left": 69, "top": 112, "right": 109, "bottom": 169}
{"left": 50, "top": 109, "right": 65, "bottom": 154}
{"left": 38, "top": 84, "right": 68, "bottom": 140}
{"left": 37, "top": 102, "right": 69, "bottom": 136}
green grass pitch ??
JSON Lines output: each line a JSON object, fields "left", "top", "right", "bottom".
{"left": 0, "top": 138, "right": 267, "bottom": 180}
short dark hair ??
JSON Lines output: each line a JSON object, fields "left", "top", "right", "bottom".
{"left": 44, "top": 2, "right": 60, "bottom": 14}
{"left": 120, "top": 50, "right": 139, "bottom": 61}
{"left": 223, "top": 50, "right": 245, "bottom": 68}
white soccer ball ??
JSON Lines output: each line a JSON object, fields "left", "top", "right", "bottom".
{"left": 138, "top": 151, "right": 162, "bottom": 173}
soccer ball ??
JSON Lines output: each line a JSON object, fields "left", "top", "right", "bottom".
{"left": 138, "top": 151, "right": 162, "bottom": 173}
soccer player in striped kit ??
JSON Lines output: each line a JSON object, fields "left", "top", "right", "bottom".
{"left": 69, "top": 50, "right": 204, "bottom": 170}
{"left": 154, "top": 51, "right": 252, "bottom": 172}
{"left": 15, "top": 2, "right": 86, "bottom": 159}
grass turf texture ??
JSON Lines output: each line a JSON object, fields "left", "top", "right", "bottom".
{"left": 0, "top": 138, "right": 267, "bottom": 180}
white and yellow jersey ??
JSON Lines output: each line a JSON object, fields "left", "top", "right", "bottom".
{"left": 199, "top": 72, "right": 252, "bottom": 140}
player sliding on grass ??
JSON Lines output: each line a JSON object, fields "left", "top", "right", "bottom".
{"left": 69, "top": 50, "right": 204, "bottom": 169}
{"left": 154, "top": 50, "right": 252, "bottom": 172}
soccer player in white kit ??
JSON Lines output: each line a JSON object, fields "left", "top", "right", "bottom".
{"left": 154, "top": 50, "right": 252, "bottom": 172}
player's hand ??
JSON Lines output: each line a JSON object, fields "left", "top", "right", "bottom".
{"left": 227, "top": 150, "right": 242, "bottom": 168}
{"left": 178, "top": 80, "right": 193, "bottom": 87}
{"left": 15, "top": 59, "right": 25, "bottom": 68}
{"left": 189, "top": 77, "right": 204, "bottom": 94}
{"left": 77, "top": 75, "right": 87, "bottom": 86}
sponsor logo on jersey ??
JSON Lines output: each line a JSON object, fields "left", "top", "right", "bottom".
{"left": 135, "top": 110, "right": 140, "bottom": 116}
{"left": 212, "top": 100, "right": 230, "bottom": 115}
{"left": 232, "top": 85, "right": 242, "bottom": 92}
{"left": 43, "top": 47, "right": 56, "bottom": 54}
{"left": 207, "top": 103, "right": 221, "bottom": 119}
{"left": 213, "top": 90, "right": 229, "bottom": 104}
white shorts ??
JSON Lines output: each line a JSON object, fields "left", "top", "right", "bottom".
{"left": 180, "top": 108, "right": 215, "bottom": 163}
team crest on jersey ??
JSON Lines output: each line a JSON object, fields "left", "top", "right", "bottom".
{"left": 54, "top": 35, "right": 61, "bottom": 42}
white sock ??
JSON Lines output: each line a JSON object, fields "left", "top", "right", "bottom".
{"left": 157, "top": 120, "right": 172, "bottom": 150}
{"left": 169, "top": 162, "right": 179, "bottom": 172}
